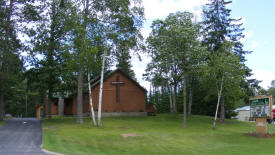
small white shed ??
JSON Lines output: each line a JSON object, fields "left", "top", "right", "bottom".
{"left": 235, "top": 106, "right": 250, "bottom": 121}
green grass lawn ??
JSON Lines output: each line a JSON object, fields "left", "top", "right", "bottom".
{"left": 0, "top": 120, "right": 5, "bottom": 127}
{"left": 42, "top": 114, "right": 275, "bottom": 155}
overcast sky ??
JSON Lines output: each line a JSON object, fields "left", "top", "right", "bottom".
{"left": 131, "top": 0, "right": 275, "bottom": 90}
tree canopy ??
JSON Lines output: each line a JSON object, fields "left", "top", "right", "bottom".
{"left": 0, "top": 0, "right": 261, "bottom": 131}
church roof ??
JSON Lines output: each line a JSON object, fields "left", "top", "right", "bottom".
{"left": 90, "top": 68, "right": 147, "bottom": 93}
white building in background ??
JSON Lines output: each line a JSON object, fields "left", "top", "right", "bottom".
{"left": 235, "top": 106, "right": 250, "bottom": 121}
{"left": 235, "top": 105, "right": 275, "bottom": 121}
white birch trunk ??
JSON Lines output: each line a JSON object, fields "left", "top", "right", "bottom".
{"left": 97, "top": 50, "right": 107, "bottom": 126}
{"left": 213, "top": 74, "right": 224, "bottom": 130}
{"left": 88, "top": 73, "right": 97, "bottom": 126}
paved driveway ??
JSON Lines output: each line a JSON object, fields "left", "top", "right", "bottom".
{"left": 0, "top": 118, "right": 51, "bottom": 155}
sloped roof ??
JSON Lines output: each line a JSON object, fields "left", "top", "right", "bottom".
{"left": 235, "top": 106, "right": 250, "bottom": 111}
{"left": 235, "top": 105, "right": 275, "bottom": 112}
{"left": 90, "top": 68, "right": 147, "bottom": 93}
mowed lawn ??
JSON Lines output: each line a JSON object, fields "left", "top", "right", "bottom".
{"left": 0, "top": 120, "right": 4, "bottom": 127}
{"left": 42, "top": 114, "right": 275, "bottom": 155}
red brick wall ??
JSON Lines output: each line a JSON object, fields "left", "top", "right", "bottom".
{"left": 68, "top": 94, "right": 91, "bottom": 115}
{"left": 66, "top": 71, "right": 147, "bottom": 114}
{"left": 45, "top": 98, "right": 58, "bottom": 115}
{"left": 91, "top": 71, "right": 146, "bottom": 112}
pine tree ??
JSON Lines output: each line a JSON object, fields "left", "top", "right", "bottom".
{"left": 203, "top": 0, "right": 248, "bottom": 122}
{"left": 203, "top": 0, "right": 248, "bottom": 61}
{"left": 27, "top": 0, "right": 70, "bottom": 120}
{"left": 0, "top": 0, "right": 38, "bottom": 121}
{"left": 116, "top": 50, "right": 136, "bottom": 80}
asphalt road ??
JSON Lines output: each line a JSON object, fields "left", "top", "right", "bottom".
{"left": 0, "top": 118, "right": 52, "bottom": 155}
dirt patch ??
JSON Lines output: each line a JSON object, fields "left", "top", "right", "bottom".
{"left": 244, "top": 133, "right": 275, "bottom": 138}
{"left": 121, "top": 133, "right": 140, "bottom": 138}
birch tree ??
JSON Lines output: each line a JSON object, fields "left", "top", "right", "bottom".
{"left": 97, "top": 47, "right": 107, "bottom": 126}
{"left": 83, "top": 46, "right": 100, "bottom": 126}
{"left": 87, "top": 72, "right": 97, "bottom": 126}
{"left": 203, "top": 42, "right": 245, "bottom": 130}
{"left": 69, "top": 0, "right": 144, "bottom": 126}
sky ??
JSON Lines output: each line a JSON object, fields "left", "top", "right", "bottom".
{"left": 132, "top": 0, "right": 275, "bottom": 90}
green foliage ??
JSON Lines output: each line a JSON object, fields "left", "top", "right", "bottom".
{"left": 0, "top": 0, "right": 39, "bottom": 119}
{"left": 0, "top": 120, "right": 4, "bottom": 127}
{"left": 145, "top": 11, "right": 201, "bottom": 85}
{"left": 116, "top": 50, "right": 136, "bottom": 80}
{"left": 144, "top": 4, "right": 256, "bottom": 118}
{"left": 0, "top": 0, "right": 260, "bottom": 121}
{"left": 200, "top": 42, "right": 246, "bottom": 117}
{"left": 202, "top": 0, "right": 253, "bottom": 120}
{"left": 144, "top": 12, "right": 204, "bottom": 117}
{"left": 203, "top": 0, "right": 248, "bottom": 62}
{"left": 267, "top": 80, "right": 275, "bottom": 104}
{"left": 155, "top": 91, "right": 170, "bottom": 113}
{"left": 26, "top": 0, "right": 74, "bottom": 107}
{"left": 5, "top": 93, "right": 40, "bottom": 117}
{"left": 0, "top": 0, "right": 145, "bottom": 119}
{"left": 202, "top": 43, "right": 246, "bottom": 86}
{"left": 271, "top": 80, "right": 275, "bottom": 88}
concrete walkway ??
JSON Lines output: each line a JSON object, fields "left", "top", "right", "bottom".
{"left": 0, "top": 118, "right": 51, "bottom": 155}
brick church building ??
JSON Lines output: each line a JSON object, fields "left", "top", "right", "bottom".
{"left": 43, "top": 69, "right": 147, "bottom": 116}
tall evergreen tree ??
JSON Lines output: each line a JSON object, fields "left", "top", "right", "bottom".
{"left": 202, "top": 0, "right": 249, "bottom": 122}
{"left": 0, "top": 0, "right": 38, "bottom": 120}
{"left": 28, "top": 0, "right": 71, "bottom": 119}
{"left": 203, "top": 0, "right": 248, "bottom": 60}
{"left": 116, "top": 50, "right": 136, "bottom": 80}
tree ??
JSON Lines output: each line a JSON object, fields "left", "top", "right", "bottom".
{"left": 66, "top": 0, "right": 144, "bottom": 125}
{"left": 116, "top": 50, "right": 136, "bottom": 80}
{"left": 98, "top": 4, "right": 144, "bottom": 125}
{"left": 0, "top": 0, "right": 39, "bottom": 120}
{"left": 202, "top": 42, "right": 245, "bottom": 130}
{"left": 203, "top": 0, "right": 250, "bottom": 122}
{"left": 271, "top": 80, "right": 275, "bottom": 88}
{"left": 88, "top": 68, "right": 97, "bottom": 126}
{"left": 268, "top": 80, "right": 275, "bottom": 105}
{"left": 27, "top": 0, "right": 71, "bottom": 120}
{"left": 145, "top": 12, "right": 204, "bottom": 127}
{"left": 144, "top": 54, "right": 182, "bottom": 114}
